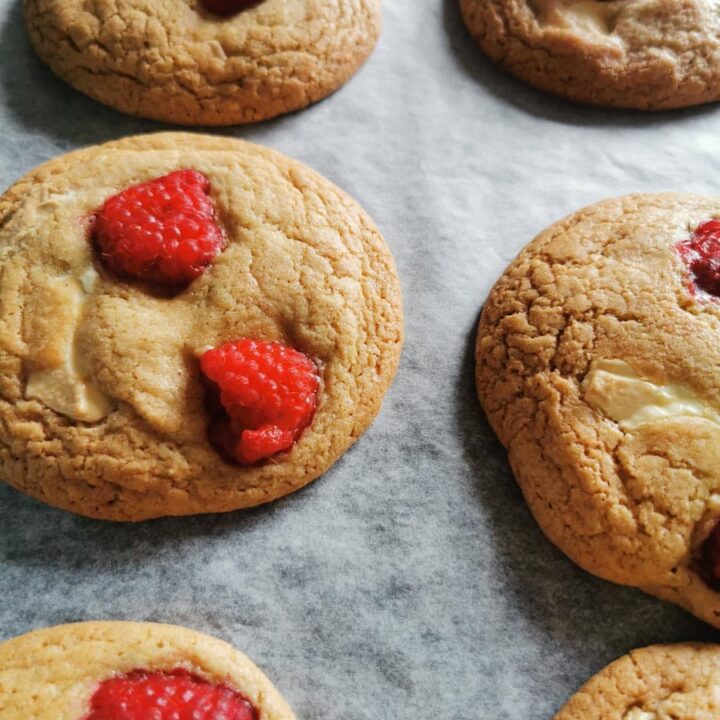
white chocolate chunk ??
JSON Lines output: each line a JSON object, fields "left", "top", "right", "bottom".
{"left": 25, "top": 271, "right": 111, "bottom": 422}
{"left": 582, "top": 359, "right": 720, "bottom": 430}
{"left": 78, "top": 266, "right": 99, "bottom": 293}
{"left": 624, "top": 709, "right": 656, "bottom": 720}
{"left": 534, "top": 0, "right": 620, "bottom": 35}
{"left": 563, "top": 1, "right": 616, "bottom": 33}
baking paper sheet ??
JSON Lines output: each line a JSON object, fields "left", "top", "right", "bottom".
{"left": 0, "top": 1, "right": 718, "bottom": 717}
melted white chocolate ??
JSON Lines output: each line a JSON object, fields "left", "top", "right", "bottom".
{"left": 624, "top": 709, "right": 656, "bottom": 720}
{"left": 26, "top": 269, "right": 112, "bottom": 422}
{"left": 534, "top": 0, "right": 619, "bottom": 35}
{"left": 582, "top": 359, "right": 720, "bottom": 430}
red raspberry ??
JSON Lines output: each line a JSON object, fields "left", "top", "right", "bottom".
{"left": 93, "top": 169, "right": 225, "bottom": 286}
{"left": 677, "top": 219, "right": 720, "bottom": 299}
{"left": 698, "top": 521, "right": 720, "bottom": 590}
{"left": 200, "top": 0, "right": 261, "bottom": 16}
{"left": 85, "top": 669, "right": 257, "bottom": 720}
{"left": 200, "top": 339, "right": 319, "bottom": 465}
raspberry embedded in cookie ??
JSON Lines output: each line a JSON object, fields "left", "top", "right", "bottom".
{"left": 86, "top": 669, "right": 257, "bottom": 720}
{"left": 200, "top": 0, "right": 262, "bottom": 16}
{"left": 697, "top": 521, "right": 720, "bottom": 590}
{"left": 93, "top": 170, "right": 225, "bottom": 286}
{"left": 676, "top": 219, "right": 720, "bottom": 299}
{"left": 200, "top": 339, "right": 320, "bottom": 465}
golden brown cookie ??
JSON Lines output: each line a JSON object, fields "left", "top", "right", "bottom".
{"left": 24, "top": 0, "right": 381, "bottom": 125}
{"left": 0, "top": 132, "right": 403, "bottom": 521}
{"left": 555, "top": 643, "right": 720, "bottom": 720}
{"left": 476, "top": 194, "right": 720, "bottom": 628}
{"left": 0, "top": 621, "right": 295, "bottom": 720}
{"left": 459, "top": 0, "right": 720, "bottom": 110}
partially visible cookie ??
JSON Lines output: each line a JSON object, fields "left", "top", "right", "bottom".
{"left": 555, "top": 644, "right": 720, "bottom": 720}
{"left": 0, "top": 621, "right": 295, "bottom": 720}
{"left": 0, "top": 132, "right": 403, "bottom": 521}
{"left": 459, "top": 0, "right": 720, "bottom": 110}
{"left": 24, "top": 0, "right": 381, "bottom": 125}
{"left": 476, "top": 194, "right": 720, "bottom": 628}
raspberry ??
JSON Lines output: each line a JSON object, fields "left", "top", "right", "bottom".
{"left": 200, "top": 339, "right": 319, "bottom": 464}
{"left": 676, "top": 219, "right": 720, "bottom": 299}
{"left": 200, "top": 0, "right": 261, "bottom": 16}
{"left": 93, "top": 169, "right": 225, "bottom": 286}
{"left": 85, "top": 669, "right": 257, "bottom": 720}
{"left": 698, "top": 521, "right": 720, "bottom": 590}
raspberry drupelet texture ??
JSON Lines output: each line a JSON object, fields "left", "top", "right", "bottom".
{"left": 93, "top": 169, "right": 225, "bottom": 286}
{"left": 201, "top": 0, "right": 262, "bottom": 15}
{"left": 201, "top": 339, "right": 320, "bottom": 465}
{"left": 85, "top": 669, "right": 257, "bottom": 720}
{"left": 677, "top": 219, "right": 720, "bottom": 299}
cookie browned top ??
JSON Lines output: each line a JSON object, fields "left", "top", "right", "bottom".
{"left": 459, "top": 0, "right": 720, "bottom": 110}
{"left": 0, "top": 132, "right": 403, "bottom": 521}
{"left": 24, "top": 0, "right": 381, "bottom": 125}
{"left": 476, "top": 194, "right": 720, "bottom": 627}
{"left": 0, "top": 621, "right": 296, "bottom": 720}
{"left": 555, "top": 644, "right": 720, "bottom": 720}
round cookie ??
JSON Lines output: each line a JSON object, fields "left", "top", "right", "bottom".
{"left": 0, "top": 132, "right": 403, "bottom": 521}
{"left": 0, "top": 621, "right": 295, "bottom": 720}
{"left": 555, "top": 643, "right": 720, "bottom": 720}
{"left": 476, "top": 193, "right": 720, "bottom": 628}
{"left": 459, "top": 0, "right": 720, "bottom": 110}
{"left": 24, "top": 0, "right": 381, "bottom": 125}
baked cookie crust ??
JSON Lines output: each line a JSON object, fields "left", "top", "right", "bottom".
{"left": 0, "top": 132, "right": 403, "bottom": 521}
{"left": 0, "top": 621, "right": 295, "bottom": 720}
{"left": 459, "top": 0, "right": 720, "bottom": 110}
{"left": 476, "top": 193, "right": 720, "bottom": 627}
{"left": 24, "top": 0, "right": 382, "bottom": 125}
{"left": 555, "top": 643, "right": 720, "bottom": 720}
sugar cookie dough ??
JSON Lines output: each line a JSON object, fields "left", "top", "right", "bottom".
{"left": 0, "top": 132, "right": 403, "bottom": 520}
{"left": 555, "top": 643, "right": 720, "bottom": 720}
{"left": 0, "top": 621, "right": 295, "bottom": 720}
{"left": 24, "top": 0, "right": 382, "bottom": 124}
{"left": 459, "top": 0, "right": 720, "bottom": 110}
{"left": 476, "top": 193, "right": 720, "bottom": 627}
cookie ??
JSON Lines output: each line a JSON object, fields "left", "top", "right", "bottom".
{"left": 0, "top": 621, "right": 295, "bottom": 720}
{"left": 0, "top": 132, "right": 403, "bottom": 521}
{"left": 24, "top": 0, "right": 381, "bottom": 125}
{"left": 476, "top": 194, "right": 720, "bottom": 628}
{"left": 555, "top": 643, "right": 720, "bottom": 720}
{"left": 459, "top": 0, "right": 720, "bottom": 110}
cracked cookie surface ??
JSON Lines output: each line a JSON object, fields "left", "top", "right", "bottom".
{"left": 23, "top": 0, "right": 381, "bottom": 125}
{"left": 0, "top": 132, "right": 403, "bottom": 521}
{"left": 555, "top": 643, "right": 720, "bottom": 720}
{"left": 475, "top": 194, "right": 720, "bottom": 628}
{"left": 0, "top": 621, "right": 295, "bottom": 720}
{"left": 459, "top": 0, "right": 720, "bottom": 110}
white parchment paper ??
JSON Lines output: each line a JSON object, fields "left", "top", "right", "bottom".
{"left": 0, "top": 1, "right": 718, "bottom": 718}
